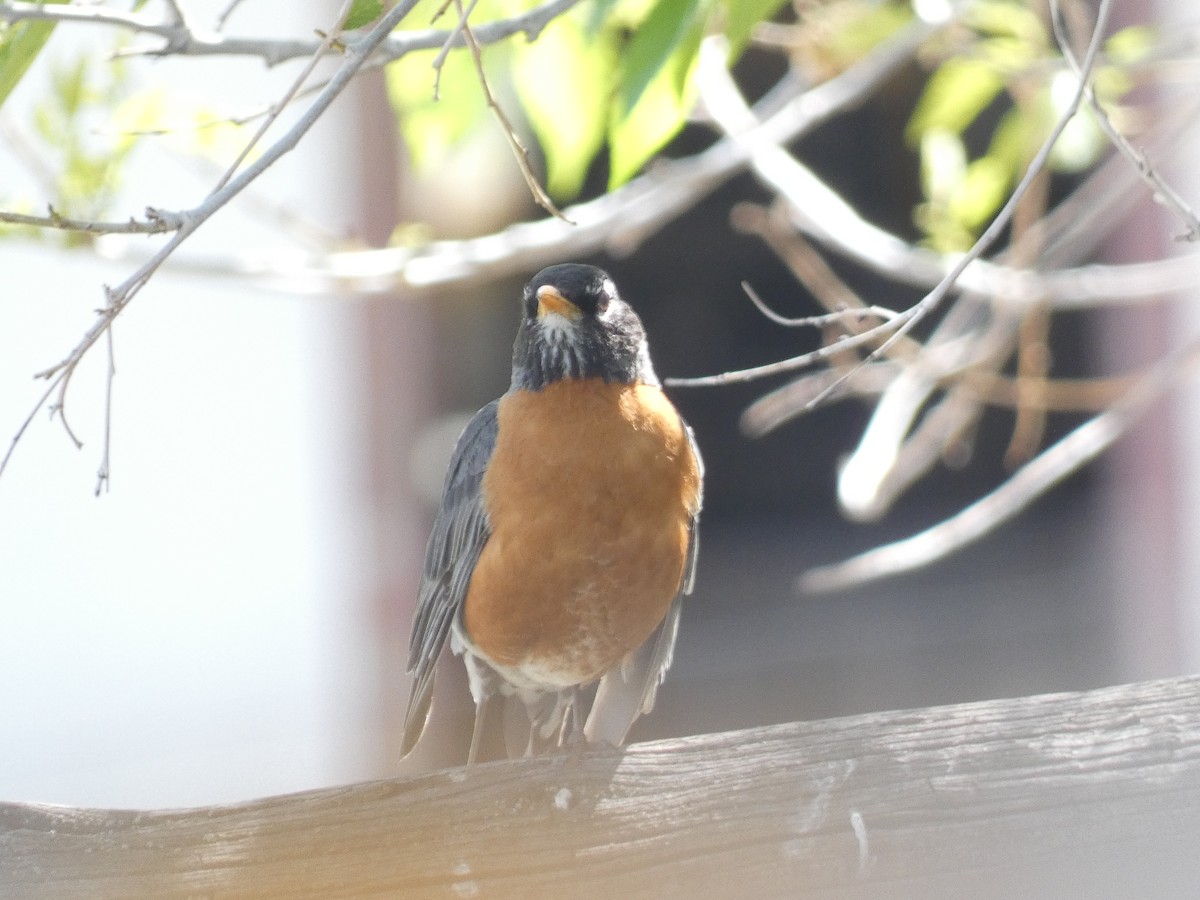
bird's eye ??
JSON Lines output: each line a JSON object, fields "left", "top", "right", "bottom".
{"left": 523, "top": 285, "right": 538, "bottom": 318}
{"left": 595, "top": 279, "right": 615, "bottom": 314}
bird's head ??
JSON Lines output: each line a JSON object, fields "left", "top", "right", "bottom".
{"left": 511, "top": 264, "right": 657, "bottom": 391}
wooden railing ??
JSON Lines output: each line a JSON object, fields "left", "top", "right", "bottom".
{"left": 4, "top": 675, "right": 1200, "bottom": 898}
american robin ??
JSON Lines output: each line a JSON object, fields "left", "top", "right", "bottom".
{"left": 401, "top": 263, "right": 703, "bottom": 761}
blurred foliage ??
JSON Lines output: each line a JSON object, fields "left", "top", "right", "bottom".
{"left": 388, "top": 0, "right": 790, "bottom": 200}
{"left": 1, "top": 49, "right": 164, "bottom": 245}
{"left": 906, "top": 0, "right": 1153, "bottom": 252}
{"left": 0, "top": 0, "right": 68, "bottom": 110}
{"left": 785, "top": 0, "right": 913, "bottom": 81}
{"left": 1, "top": 25, "right": 256, "bottom": 244}
{"left": 344, "top": 0, "right": 386, "bottom": 32}
{"left": 0, "top": 0, "right": 1159, "bottom": 252}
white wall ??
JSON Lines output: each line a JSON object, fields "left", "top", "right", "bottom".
{"left": 0, "top": 0, "right": 383, "bottom": 808}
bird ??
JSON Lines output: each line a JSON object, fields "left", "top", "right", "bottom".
{"left": 401, "top": 263, "right": 703, "bottom": 762}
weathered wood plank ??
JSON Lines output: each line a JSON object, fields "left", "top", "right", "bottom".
{"left": 4, "top": 676, "right": 1200, "bottom": 899}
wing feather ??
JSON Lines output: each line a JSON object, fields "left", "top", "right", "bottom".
{"left": 400, "top": 400, "right": 498, "bottom": 758}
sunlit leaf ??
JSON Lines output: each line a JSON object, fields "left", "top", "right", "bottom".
{"left": 954, "top": 155, "right": 1010, "bottom": 230}
{"left": 823, "top": 1, "right": 913, "bottom": 69}
{"left": 386, "top": 47, "right": 489, "bottom": 170}
{"left": 907, "top": 56, "right": 1005, "bottom": 144}
{"left": 607, "top": 9, "right": 705, "bottom": 188}
{"left": 720, "top": 0, "right": 787, "bottom": 59}
{"left": 110, "top": 88, "right": 166, "bottom": 155}
{"left": 985, "top": 104, "right": 1034, "bottom": 175}
{"left": 186, "top": 108, "right": 254, "bottom": 161}
{"left": 919, "top": 127, "right": 967, "bottom": 204}
{"left": 915, "top": 127, "right": 970, "bottom": 251}
{"left": 512, "top": 11, "right": 616, "bottom": 198}
{"left": 1105, "top": 24, "right": 1155, "bottom": 64}
{"left": 965, "top": 0, "right": 1045, "bottom": 44}
{"left": 616, "top": 0, "right": 703, "bottom": 114}
{"left": 1094, "top": 26, "right": 1154, "bottom": 102}
{"left": 1045, "top": 70, "right": 1102, "bottom": 173}
{"left": 344, "top": 0, "right": 384, "bottom": 31}
{"left": 0, "top": 0, "right": 69, "bottom": 110}
{"left": 55, "top": 55, "right": 88, "bottom": 118}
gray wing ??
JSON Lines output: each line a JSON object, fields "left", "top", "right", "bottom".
{"left": 585, "top": 419, "right": 703, "bottom": 746}
{"left": 399, "top": 400, "right": 498, "bottom": 758}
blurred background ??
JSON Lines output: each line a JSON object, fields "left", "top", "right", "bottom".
{"left": 2, "top": 0, "right": 1198, "bottom": 809}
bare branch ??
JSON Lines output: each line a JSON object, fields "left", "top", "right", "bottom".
{"left": 739, "top": 280, "right": 899, "bottom": 331}
{"left": 241, "top": 16, "right": 939, "bottom": 293}
{"left": 804, "top": 0, "right": 1111, "bottom": 407}
{"left": 670, "top": 3, "right": 1113, "bottom": 401}
{"left": 211, "top": 0, "right": 353, "bottom": 192}
{"left": 0, "top": 0, "right": 428, "bottom": 480}
{"left": 0, "top": 0, "right": 588, "bottom": 67}
{"left": 665, "top": 315, "right": 911, "bottom": 388}
{"left": 160, "top": 0, "right": 189, "bottom": 29}
{"left": 95, "top": 307, "right": 116, "bottom": 496}
{"left": 0, "top": 206, "right": 182, "bottom": 236}
{"left": 0, "top": 2, "right": 171, "bottom": 38}
{"left": 799, "top": 341, "right": 1200, "bottom": 593}
{"left": 1052, "top": 0, "right": 1200, "bottom": 242}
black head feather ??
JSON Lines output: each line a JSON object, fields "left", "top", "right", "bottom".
{"left": 511, "top": 264, "right": 657, "bottom": 391}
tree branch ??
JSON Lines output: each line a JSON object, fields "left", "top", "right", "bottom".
{"left": 0, "top": 0, "right": 427, "bottom": 480}
{"left": 237, "top": 17, "right": 940, "bottom": 293}
{"left": 799, "top": 339, "right": 1200, "bottom": 593}
{"left": 0, "top": 206, "right": 182, "bottom": 236}
{"left": 0, "top": 0, "right": 588, "bottom": 67}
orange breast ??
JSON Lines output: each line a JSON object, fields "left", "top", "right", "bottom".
{"left": 462, "top": 379, "right": 701, "bottom": 687}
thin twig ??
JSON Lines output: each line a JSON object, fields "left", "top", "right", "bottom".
{"left": 1052, "top": 0, "right": 1200, "bottom": 242}
{"left": 453, "top": 0, "right": 568, "bottom": 221}
{"left": 740, "top": 281, "right": 899, "bottom": 330}
{"left": 665, "top": 315, "right": 909, "bottom": 388}
{"left": 95, "top": 306, "right": 116, "bottom": 496}
{"left": 433, "top": 0, "right": 481, "bottom": 96}
{"left": 676, "top": 0, "right": 1112, "bottom": 405}
{"left": 211, "top": 0, "right": 354, "bottom": 192}
{"left": 0, "top": 376, "right": 67, "bottom": 480}
{"left": 293, "top": 18, "right": 939, "bottom": 290}
{"left": 0, "top": 206, "right": 182, "bottom": 236}
{"left": 0, "top": 0, "right": 429, "bottom": 480}
{"left": 0, "top": 0, "right": 587, "bottom": 66}
{"left": 806, "top": 0, "right": 1115, "bottom": 411}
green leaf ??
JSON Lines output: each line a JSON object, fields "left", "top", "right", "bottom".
{"left": 56, "top": 55, "right": 88, "bottom": 118}
{"left": 965, "top": 0, "right": 1045, "bottom": 44}
{"left": 584, "top": 0, "right": 623, "bottom": 34}
{"left": 616, "top": 0, "right": 703, "bottom": 115}
{"left": 720, "top": 0, "right": 787, "bottom": 59}
{"left": 823, "top": 1, "right": 913, "bottom": 69}
{"left": 607, "top": 11, "right": 704, "bottom": 188}
{"left": 1106, "top": 24, "right": 1155, "bottom": 65}
{"left": 1045, "top": 70, "right": 1102, "bottom": 173}
{"left": 906, "top": 56, "right": 1005, "bottom": 145}
{"left": 954, "top": 155, "right": 1010, "bottom": 230}
{"left": 344, "top": 0, "right": 384, "bottom": 31}
{"left": 512, "top": 11, "right": 617, "bottom": 199}
{"left": 386, "top": 47, "right": 489, "bottom": 171}
{"left": 0, "top": 0, "right": 69, "bottom": 110}
{"left": 919, "top": 127, "right": 967, "bottom": 206}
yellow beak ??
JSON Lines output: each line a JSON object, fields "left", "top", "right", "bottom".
{"left": 536, "top": 285, "right": 582, "bottom": 321}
